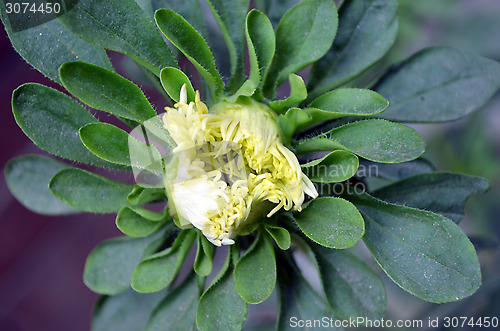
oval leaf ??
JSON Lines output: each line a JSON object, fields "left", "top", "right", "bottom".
{"left": 235, "top": 232, "right": 277, "bottom": 304}
{"left": 132, "top": 230, "right": 196, "bottom": 293}
{"left": 60, "top": 62, "right": 157, "bottom": 122}
{"left": 5, "top": 155, "right": 78, "bottom": 215}
{"left": 0, "top": 3, "right": 113, "bottom": 84}
{"left": 308, "top": 0, "right": 398, "bottom": 98}
{"left": 264, "top": 0, "right": 338, "bottom": 95}
{"left": 84, "top": 229, "right": 169, "bottom": 295}
{"left": 375, "top": 47, "right": 500, "bottom": 122}
{"left": 265, "top": 225, "right": 291, "bottom": 250}
{"left": 155, "top": 9, "right": 224, "bottom": 99}
{"left": 245, "top": 9, "right": 275, "bottom": 92}
{"left": 160, "top": 67, "right": 196, "bottom": 103}
{"left": 194, "top": 233, "right": 215, "bottom": 277}
{"left": 12, "top": 83, "right": 124, "bottom": 170}
{"left": 347, "top": 192, "right": 481, "bottom": 303}
{"left": 305, "top": 88, "right": 389, "bottom": 127}
{"left": 295, "top": 119, "right": 426, "bottom": 163}
{"left": 49, "top": 168, "right": 134, "bottom": 213}
{"left": 301, "top": 150, "right": 359, "bottom": 183}
{"left": 57, "top": 0, "right": 177, "bottom": 76}
{"left": 116, "top": 207, "right": 167, "bottom": 238}
{"left": 293, "top": 197, "right": 365, "bottom": 249}
{"left": 196, "top": 250, "right": 247, "bottom": 331}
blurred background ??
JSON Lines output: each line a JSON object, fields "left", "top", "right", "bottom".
{"left": 1, "top": 0, "right": 500, "bottom": 330}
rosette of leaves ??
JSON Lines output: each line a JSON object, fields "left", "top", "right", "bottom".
{"left": 2, "top": 0, "right": 500, "bottom": 330}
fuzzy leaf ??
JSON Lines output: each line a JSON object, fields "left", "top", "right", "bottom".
{"left": 84, "top": 228, "right": 170, "bottom": 295}
{"left": 155, "top": 9, "right": 224, "bottom": 99}
{"left": 196, "top": 250, "right": 247, "bottom": 331}
{"left": 235, "top": 232, "right": 277, "bottom": 304}
{"left": 132, "top": 230, "right": 196, "bottom": 293}
{"left": 374, "top": 172, "right": 490, "bottom": 223}
{"left": 265, "top": 225, "right": 291, "bottom": 250}
{"left": 0, "top": 2, "right": 113, "bottom": 84}
{"left": 375, "top": 47, "right": 500, "bottom": 122}
{"left": 145, "top": 274, "right": 200, "bottom": 331}
{"left": 160, "top": 67, "right": 196, "bottom": 103}
{"left": 5, "top": 155, "right": 78, "bottom": 215}
{"left": 301, "top": 150, "right": 359, "bottom": 183}
{"left": 347, "top": 192, "right": 482, "bottom": 303}
{"left": 264, "top": 0, "right": 338, "bottom": 95}
{"left": 12, "top": 83, "right": 124, "bottom": 170}
{"left": 58, "top": 0, "right": 177, "bottom": 76}
{"left": 194, "top": 233, "right": 215, "bottom": 277}
{"left": 314, "top": 246, "right": 386, "bottom": 320}
{"left": 116, "top": 207, "right": 168, "bottom": 238}
{"left": 295, "top": 119, "right": 426, "bottom": 163}
{"left": 60, "top": 62, "right": 157, "bottom": 122}
{"left": 293, "top": 197, "right": 364, "bottom": 249}
{"left": 308, "top": 0, "right": 398, "bottom": 98}
{"left": 49, "top": 168, "right": 134, "bottom": 213}
{"left": 245, "top": 9, "right": 275, "bottom": 94}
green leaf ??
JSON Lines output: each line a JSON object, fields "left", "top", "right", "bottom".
{"left": 375, "top": 47, "right": 500, "bottom": 122}
{"left": 194, "top": 233, "right": 215, "bottom": 277}
{"left": 295, "top": 119, "right": 426, "bottom": 163}
{"left": 346, "top": 191, "right": 481, "bottom": 303}
{"left": 84, "top": 228, "right": 170, "bottom": 295}
{"left": 127, "top": 186, "right": 167, "bottom": 205}
{"left": 301, "top": 150, "right": 359, "bottom": 183}
{"left": 308, "top": 0, "right": 398, "bottom": 98}
{"left": 373, "top": 172, "right": 490, "bottom": 223}
{"left": 49, "top": 168, "right": 134, "bottom": 213}
{"left": 265, "top": 225, "right": 291, "bottom": 250}
{"left": 313, "top": 246, "right": 386, "bottom": 320}
{"left": 60, "top": 62, "right": 157, "bottom": 122}
{"left": 304, "top": 88, "right": 389, "bottom": 128}
{"left": 245, "top": 9, "right": 275, "bottom": 94}
{"left": 264, "top": 0, "right": 338, "bottom": 96}
{"left": 132, "top": 230, "right": 196, "bottom": 293}
{"left": 155, "top": 9, "right": 224, "bottom": 99}
{"left": 196, "top": 248, "right": 247, "bottom": 331}
{"left": 92, "top": 288, "right": 167, "bottom": 331}
{"left": 160, "top": 67, "right": 196, "bottom": 103}
{"left": 293, "top": 197, "right": 364, "bottom": 249}
{"left": 116, "top": 207, "right": 168, "bottom": 238}
{"left": 151, "top": 0, "right": 208, "bottom": 39}
{"left": 12, "top": 83, "right": 124, "bottom": 170}
{"left": 145, "top": 273, "right": 200, "bottom": 331}
{"left": 268, "top": 74, "right": 307, "bottom": 113}
{"left": 0, "top": 3, "right": 113, "bottom": 84}
{"left": 357, "top": 158, "right": 436, "bottom": 180}
{"left": 206, "top": 0, "right": 249, "bottom": 92}
{"left": 58, "top": 0, "right": 177, "bottom": 76}
{"left": 276, "top": 258, "right": 339, "bottom": 331}
{"left": 79, "top": 123, "right": 162, "bottom": 168}
{"left": 235, "top": 232, "right": 277, "bottom": 304}
{"left": 5, "top": 155, "right": 78, "bottom": 215}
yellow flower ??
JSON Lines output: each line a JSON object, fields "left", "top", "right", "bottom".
{"left": 163, "top": 85, "right": 318, "bottom": 246}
